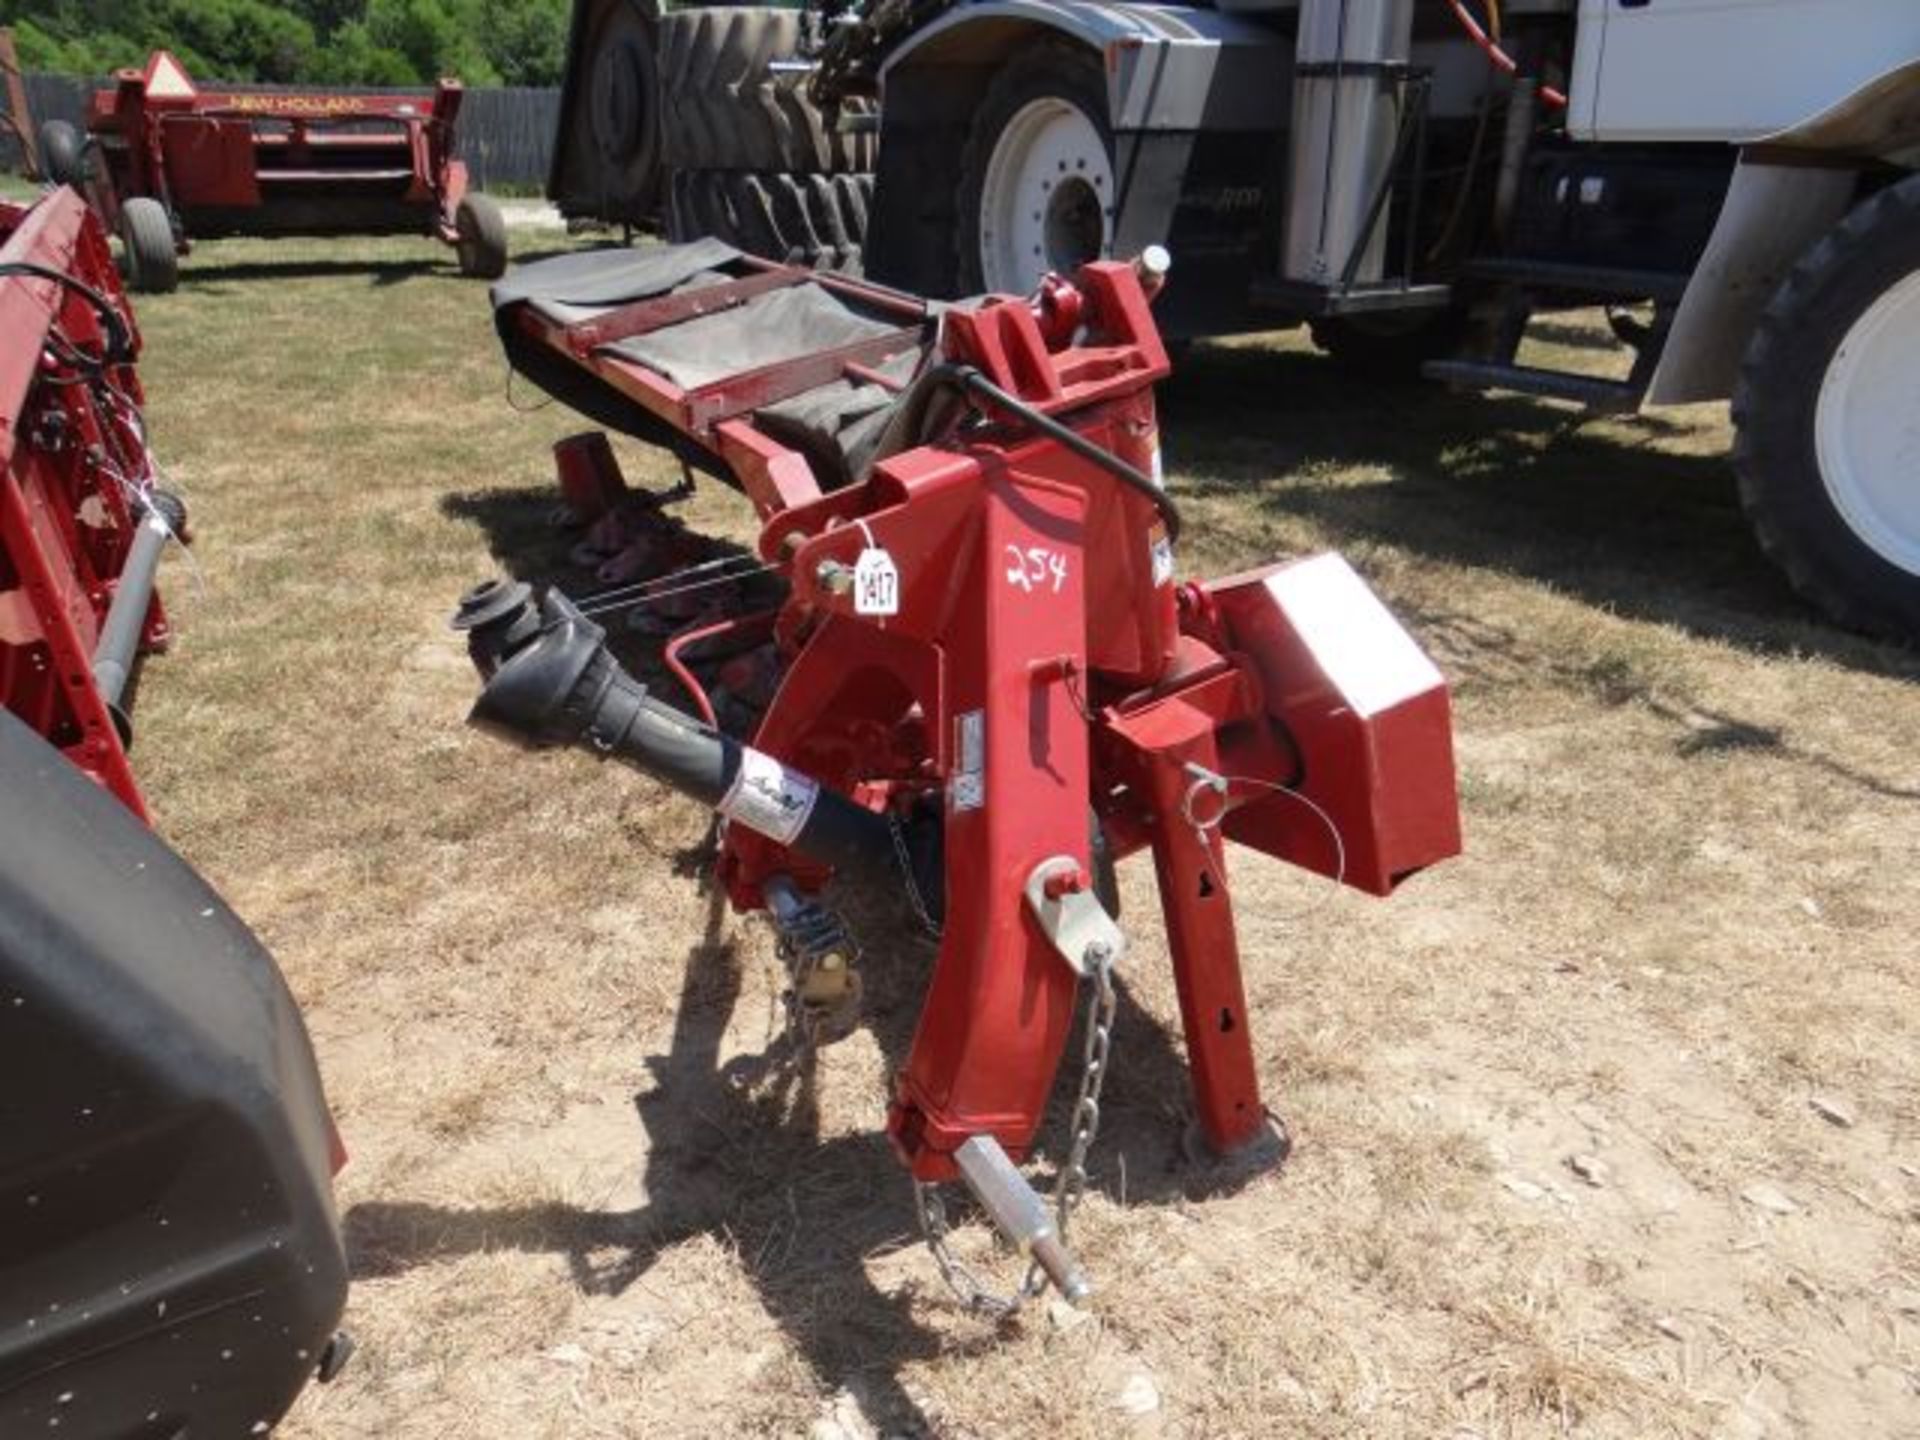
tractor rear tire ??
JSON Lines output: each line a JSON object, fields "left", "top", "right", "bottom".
{"left": 119, "top": 198, "right": 178, "bottom": 294}
{"left": 1732, "top": 173, "right": 1920, "bottom": 638}
{"left": 39, "top": 120, "right": 85, "bottom": 188}
{"left": 658, "top": 7, "right": 874, "bottom": 175}
{"left": 668, "top": 169, "right": 872, "bottom": 271}
{"left": 455, "top": 194, "right": 510, "bottom": 280}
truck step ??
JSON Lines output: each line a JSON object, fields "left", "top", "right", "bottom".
{"left": 255, "top": 167, "right": 415, "bottom": 184}
{"left": 1463, "top": 258, "right": 1691, "bottom": 303}
{"left": 1422, "top": 359, "right": 1644, "bottom": 414}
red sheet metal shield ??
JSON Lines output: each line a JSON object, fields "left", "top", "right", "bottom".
{"left": 1209, "top": 553, "right": 1462, "bottom": 895}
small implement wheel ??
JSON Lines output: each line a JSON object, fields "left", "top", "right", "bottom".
{"left": 454, "top": 193, "right": 509, "bottom": 280}
{"left": 39, "top": 119, "right": 85, "bottom": 188}
{"left": 957, "top": 43, "right": 1114, "bottom": 296}
{"left": 119, "top": 197, "right": 179, "bottom": 294}
{"left": 1733, "top": 173, "right": 1920, "bottom": 637}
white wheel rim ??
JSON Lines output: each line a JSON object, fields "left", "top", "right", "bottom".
{"left": 1814, "top": 268, "right": 1920, "bottom": 575}
{"left": 977, "top": 97, "right": 1112, "bottom": 295}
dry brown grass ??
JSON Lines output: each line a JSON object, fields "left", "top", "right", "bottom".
{"left": 121, "top": 232, "right": 1920, "bottom": 1438}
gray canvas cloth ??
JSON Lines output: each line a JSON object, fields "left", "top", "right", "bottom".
{"left": 605, "top": 281, "right": 908, "bottom": 390}
{"left": 488, "top": 238, "right": 744, "bottom": 324}
{"left": 493, "top": 240, "right": 939, "bottom": 485}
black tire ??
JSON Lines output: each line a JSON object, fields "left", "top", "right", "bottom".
{"left": 548, "top": 0, "right": 664, "bottom": 227}
{"left": 39, "top": 119, "right": 85, "bottom": 188}
{"left": 455, "top": 193, "right": 509, "bottom": 279}
{"left": 587, "top": 1, "right": 662, "bottom": 196}
{"left": 667, "top": 169, "right": 872, "bottom": 271}
{"left": 658, "top": 7, "right": 875, "bottom": 175}
{"left": 955, "top": 41, "right": 1111, "bottom": 296}
{"left": 1732, "top": 174, "right": 1920, "bottom": 638}
{"left": 119, "top": 197, "right": 179, "bottom": 294}
{"left": 1309, "top": 308, "right": 1471, "bottom": 380}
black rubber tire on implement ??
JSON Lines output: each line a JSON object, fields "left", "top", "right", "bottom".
{"left": 954, "top": 41, "right": 1112, "bottom": 296}
{"left": 1309, "top": 308, "right": 1471, "bottom": 380}
{"left": 658, "top": 7, "right": 874, "bottom": 175}
{"left": 668, "top": 169, "right": 872, "bottom": 271}
{"left": 39, "top": 119, "right": 85, "bottom": 188}
{"left": 1732, "top": 173, "right": 1920, "bottom": 638}
{"left": 119, "top": 197, "right": 179, "bottom": 294}
{"left": 455, "top": 193, "right": 510, "bottom": 280}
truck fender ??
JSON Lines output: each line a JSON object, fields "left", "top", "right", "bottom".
{"left": 1651, "top": 61, "right": 1920, "bottom": 406}
{"left": 876, "top": 1, "right": 1288, "bottom": 262}
{"left": 879, "top": 1, "right": 1286, "bottom": 134}
{"left": 1757, "top": 57, "right": 1920, "bottom": 158}
{"left": 1648, "top": 158, "right": 1858, "bottom": 406}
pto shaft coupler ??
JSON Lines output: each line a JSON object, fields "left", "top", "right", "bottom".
{"left": 451, "top": 579, "right": 897, "bottom": 879}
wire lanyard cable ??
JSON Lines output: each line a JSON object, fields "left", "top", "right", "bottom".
{"left": 570, "top": 557, "right": 780, "bottom": 618}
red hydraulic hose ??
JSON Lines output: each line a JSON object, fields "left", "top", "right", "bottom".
{"left": 662, "top": 609, "right": 778, "bottom": 729}
{"left": 1444, "top": 0, "right": 1569, "bottom": 109}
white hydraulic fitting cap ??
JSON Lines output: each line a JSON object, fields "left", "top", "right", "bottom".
{"left": 1135, "top": 245, "right": 1172, "bottom": 296}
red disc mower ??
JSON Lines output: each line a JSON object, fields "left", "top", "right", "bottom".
{"left": 44, "top": 50, "right": 507, "bottom": 293}
{"left": 457, "top": 241, "right": 1463, "bottom": 1308}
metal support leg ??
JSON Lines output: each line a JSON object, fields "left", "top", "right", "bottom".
{"left": 1141, "top": 745, "right": 1272, "bottom": 1157}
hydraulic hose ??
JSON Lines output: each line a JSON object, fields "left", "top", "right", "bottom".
{"left": 450, "top": 579, "right": 899, "bottom": 881}
{"left": 1443, "top": 0, "right": 1567, "bottom": 109}
{"left": 922, "top": 363, "right": 1183, "bottom": 545}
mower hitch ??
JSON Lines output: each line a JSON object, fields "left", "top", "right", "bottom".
{"left": 468, "top": 240, "right": 1463, "bottom": 1308}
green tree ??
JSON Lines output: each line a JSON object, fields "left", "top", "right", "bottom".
{"left": 0, "top": 0, "right": 570, "bottom": 85}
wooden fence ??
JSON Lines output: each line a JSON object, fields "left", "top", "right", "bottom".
{"left": 6, "top": 73, "right": 559, "bottom": 191}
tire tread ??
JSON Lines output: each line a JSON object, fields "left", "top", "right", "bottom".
{"left": 1731, "top": 173, "right": 1920, "bottom": 636}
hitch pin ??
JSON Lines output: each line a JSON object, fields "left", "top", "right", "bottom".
{"left": 1180, "top": 761, "right": 1232, "bottom": 834}
{"left": 954, "top": 1134, "right": 1093, "bottom": 1305}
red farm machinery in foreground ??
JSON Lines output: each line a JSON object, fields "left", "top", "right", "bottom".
{"left": 0, "top": 184, "right": 187, "bottom": 820}
{"left": 0, "top": 185, "right": 353, "bottom": 1437}
{"left": 42, "top": 50, "right": 507, "bottom": 294}
{"left": 460, "top": 240, "right": 1464, "bottom": 1309}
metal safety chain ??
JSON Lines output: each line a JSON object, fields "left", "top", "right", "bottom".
{"left": 887, "top": 810, "right": 944, "bottom": 941}
{"left": 914, "top": 939, "right": 1118, "bottom": 1316}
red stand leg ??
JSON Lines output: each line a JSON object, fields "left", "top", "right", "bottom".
{"left": 1139, "top": 744, "right": 1270, "bottom": 1155}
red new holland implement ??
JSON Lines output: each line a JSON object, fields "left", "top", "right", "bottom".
{"left": 52, "top": 50, "right": 506, "bottom": 294}
{"left": 457, "top": 241, "right": 1462, "bottom": 1308}
{"left": 0, "top": 185, "right": 187, "bottom": 822}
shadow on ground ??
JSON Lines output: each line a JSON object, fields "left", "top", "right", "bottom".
{"left": 178, "top": 256, "right": 449, "bottom": 287}
{"left": 1162, "top": 341, "right": 1917, "bottom": 681}
{"left": 345, "top": 865, "right": 1230, "bottom": 1435}
{"left": 374, "top": 493, "right": 1256, "bottom": 1434}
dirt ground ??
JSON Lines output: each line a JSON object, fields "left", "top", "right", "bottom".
{"left": 118, "top": 233, "right": 1919, "bottom": 1439}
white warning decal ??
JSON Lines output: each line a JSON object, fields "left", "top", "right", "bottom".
{"left": 720, "top": 747, "right": 820, "bottom": 845}
{"left": 1150, "top": 534, "right": 1175, "bottom": 587}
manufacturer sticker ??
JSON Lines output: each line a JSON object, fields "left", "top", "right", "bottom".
{"left": 951, "top": 709, "right": 985, "bottom": 812}
{"left": 719, "top": 747, "right": 820, "bottom": 845}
